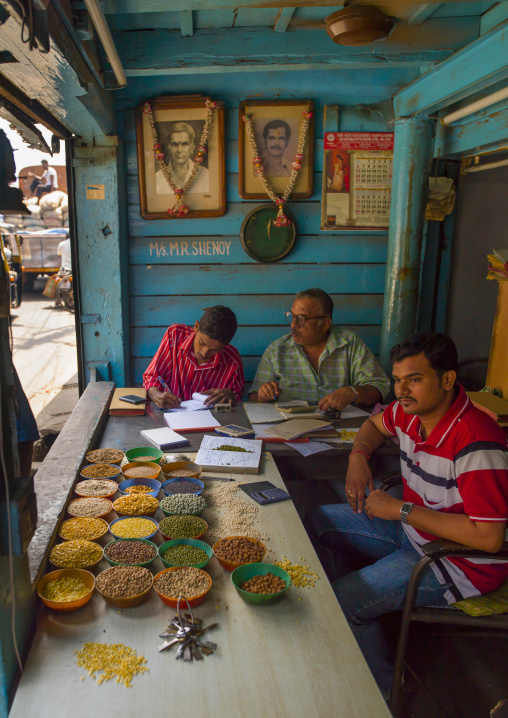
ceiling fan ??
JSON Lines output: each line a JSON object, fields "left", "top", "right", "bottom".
{"left": 325, "top": 1, "right": 397, "bottom": 46}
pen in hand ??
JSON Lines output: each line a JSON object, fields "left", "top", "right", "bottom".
{"left": 157, "top": 375, "right": 171, "bottom": 393}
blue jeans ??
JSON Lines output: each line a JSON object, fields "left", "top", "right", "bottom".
{"left": 306, "top": 504, "right": 452, "bottom": 698}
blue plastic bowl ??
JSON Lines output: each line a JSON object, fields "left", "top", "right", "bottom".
{"left": 117, "top": 477, "right": 161, "bottom": 498}
{"left": 161, "top": 477, "right": 204, "bottom": 496}
{"left": 80, "top": 463, "right": 122, "bottom": 481}
{"left": 109, "top": 516, "right": 159, "bottom": 541}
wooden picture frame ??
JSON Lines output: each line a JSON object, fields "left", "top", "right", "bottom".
{"left": 238, "top": 99, "right": 314, "bottom": 200}
{"left": 136, "top": 96, "right": 226, "bottom": 219}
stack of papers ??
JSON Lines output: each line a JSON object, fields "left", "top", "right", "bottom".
{"left": 243, "top": 403, "right": 287, "bottom": 424}
{"left": 263, "top": 419, "right": 333, "bottom": 441}
{"left": 140, "top": 427, "right": 189, "bottom": 451}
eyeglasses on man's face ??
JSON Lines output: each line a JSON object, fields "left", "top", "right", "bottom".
{"left": 284, "top": 311, "right": 327, "bottom": 327}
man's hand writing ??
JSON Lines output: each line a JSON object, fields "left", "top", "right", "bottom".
{"left": 318, "top": 387, "right": 357, "bottom": 412}
{"left": 152, "top": 390, "right": 181, "bottom": 410}
{"left": 257, "top": 381, "right": 281, "bottom": 402}
{"left": 202, "top": 388, "right": 235, "bottom": 406}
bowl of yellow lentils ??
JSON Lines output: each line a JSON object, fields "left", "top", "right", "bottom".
{"left": 37, "top": 568, "right": 95, "bottom": 611}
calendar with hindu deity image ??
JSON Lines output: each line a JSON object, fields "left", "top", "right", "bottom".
{"left": 321, "top": 133, "right": 393, "bottom": 230}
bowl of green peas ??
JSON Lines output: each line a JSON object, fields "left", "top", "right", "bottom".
{"left": 158, "top": 538, "right": 213, "bottom": 569}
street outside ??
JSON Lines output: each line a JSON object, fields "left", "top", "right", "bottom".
{"left": 11, "top": 278, "right": 78, "bottom": 443}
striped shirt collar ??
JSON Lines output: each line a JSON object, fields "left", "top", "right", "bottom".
{"left": 403, "top": 384, "right": 471, "bottom": 448}
{"left": 285, "top": 326, "right": 349, "bottom": 355}
{"left": 182, "top": 328, "right": 225, "bottom": 370}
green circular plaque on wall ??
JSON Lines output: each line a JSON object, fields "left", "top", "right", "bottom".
{"left": 240, "top": 205, "right": 297, "bottom": 263}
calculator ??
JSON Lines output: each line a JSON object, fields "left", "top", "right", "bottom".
{"left": 239, "top": 481, "right": 291, "bottom": 505}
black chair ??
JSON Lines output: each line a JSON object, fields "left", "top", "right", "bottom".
{"left": 380, "top": 477, "right": 508, "bottom": 716}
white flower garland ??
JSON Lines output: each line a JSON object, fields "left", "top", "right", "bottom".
{"left": 242, "top": 107, "right": 313, "bottom": 226}
{"left": 144, "top": 99, "right": 218, "bottom": 217}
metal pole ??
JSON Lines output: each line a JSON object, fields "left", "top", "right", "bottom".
{"left": 380, "top": 117, "right": 434, "bottom": 371}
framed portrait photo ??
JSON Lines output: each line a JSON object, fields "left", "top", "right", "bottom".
{"left": 238, "top": 100, "right": 314, "bottom": 200}
{"left": 136, "top": 96, "right": 226, "bottom": 219}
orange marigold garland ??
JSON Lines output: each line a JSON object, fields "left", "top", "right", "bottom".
{"left": 242, "top": 107, "right": 313, "bottom": 227}
{"left": 144, "top": 99, "right": 218, "bottom": 217}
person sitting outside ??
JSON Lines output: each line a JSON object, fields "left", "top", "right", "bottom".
{"left": 306, "top": 332, "right": 508, "bottom": 699}
{"left": 143, "top": 305, "right": 245, "bottom": 409}
{"left": 248, "top": 288, "right": 389, "bottom": 411}
{"left": 27, "top": 160, "right": 58, "bottom": 203}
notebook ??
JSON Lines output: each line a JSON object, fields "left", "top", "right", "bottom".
{"left": 262, "top": 419, "right": 333, "bottom": 441}
{"left": 109, "top": 387, "right": 146, "bottom": 416}
{"left": 140, "top": 427, "right": 189, "bottom": 451}
{"left": 164, "top": 409, "right": 221, "bottom": 432}
{"left": 166, "top": 392, "right": 211, "bottom": 412}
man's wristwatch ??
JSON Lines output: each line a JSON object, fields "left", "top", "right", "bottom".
{"left": 400, "top": 502, "right": 414, "bottom": 525}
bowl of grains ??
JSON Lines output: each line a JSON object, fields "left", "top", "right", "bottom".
{"left": 85, "top": 448, "right": 125, "bottom": 466}
{"left": 117, "top": 477, "right": 161, "bottom": 498}
{"left": 159, "top": 539, "right": 213, "bottom": 569}
{"left": 49, "top": 540, "right": 104, "bottom": 570}
{"left": 231, "top": 563, "right": 290, "bottom": 605}
{"left": 213, "top": 536, "right": 267, "bottom": 572}
{"left": 161, "top": 477, "right": 204, "bottom": 496}
{"left": 95, "top": 565, "right": 153, "bottom": 608}
{"left": 67, "top": 497, "right": 113, "bottom": 519}
{"left": 159, "top": 494, "right": 207, "bottom": 517}
{"left": 79, "top": 463, "right": 122, "bottom": 481}
{"left": 158, "top": 515, "right": 208, "bottom": 541}
{"left": 125, "top": 447, "right": 164, "bottom": 464}
{"left": 59, "top": 517, "right": 109, "bottom": 542}
{"left": 161, "top": 461, "right": 202, "bottom": 480}
{"left": 37, "top": 568, "right": 95, "bottom": 611}
{"left": 153, "top": 566, "right": 212, "bottom": 608}
{"left": 104, "top": 538, "right": 158, "bottom": 567}
{"left": 109, "top": 516, "right": 159, "bottom": 540}
{"left": 121, "top": 461, "right": 161, "bottom": 482}
{"left": 112, "top": 494, "right": 159, "bottom": 517}
{"left": 74, "top": 479, "right": 118, "bottom": 500}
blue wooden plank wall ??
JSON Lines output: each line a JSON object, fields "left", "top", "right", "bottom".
{"left": 116, "top": 68, "right": 418, "bottom": 387}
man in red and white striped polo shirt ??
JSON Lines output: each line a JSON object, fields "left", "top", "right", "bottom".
{"left": 143, "top": 306, "right": 245, "bottom": 409}
{"left": 307, "top": 332, "right": 508, "bottom": 698}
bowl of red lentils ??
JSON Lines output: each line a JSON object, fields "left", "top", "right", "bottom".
{"left": 213, "top": 536, "right": 267, "bottom": 572}
{"left": 121, "top": 461, "right": 161, "bottom": 482}
{"left": 231, "top": 563, "right": 291, "bottom": 605}
{"left": 153, "top": 566, "right": 212, "bottom": 608}
{"left": 37, "top": 568, "right": 95, "bottom": 611}
{"left": 85, "top": 448, "right": 125, "bottom": 466}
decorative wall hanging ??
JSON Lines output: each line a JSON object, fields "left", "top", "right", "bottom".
{"left": 238, "top": 100, "right": 314, "bottom": 206}
{"left": 136, "top": 96, "right": 226, "bottom": 219}
{"left": 321, "top": 132, "right": 394, "bottom": 230}
{"left": 240, "top": 205, "right": 297, "bottom": 263}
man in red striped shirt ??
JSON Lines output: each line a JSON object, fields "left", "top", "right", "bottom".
{"left": 307, "top": 332, "right": 508, "bottom": 698}
{"left": 143, "top": 306, "right": 245, "bottom": 409}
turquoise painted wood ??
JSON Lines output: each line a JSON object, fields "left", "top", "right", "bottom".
{"left": 434, "top": 95, "right": 508, "bottom": 158}
{"left": 393, "top": 20, "right": 508, "bottom": 117}
{"left": 129, "top": 235, "right": 388, "bottom": 264}
{"left": 129, "top": 264, "right": 386, "bottom": 296}
{"left": 132, "top": 324, "right": 382, "bottom": 358}
{"left": 130, "top": 294, "right": 384, "bottom": 326}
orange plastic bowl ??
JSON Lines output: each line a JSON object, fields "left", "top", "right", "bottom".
{"left": 121, "top": 461, "right": 161, "bottom": 481}
{"left": 37, "top": 568, "right": 95, "bottom": 611}
{"left": 213, "top": 536, "right": 267, "bottom": 572}
{"left": 153, "top": 567, "right": 212, "bottom": 608}
{"left": 95, "top": 566, "right": 153, "bottom": 608}
{"left": 161, "top": 461, "right": 202, "bottom": 480}
{"left": 74, "top": 479, "right": 118, "bottom": 500}
{"left": 85, "top": 448, "right": 125, "bottom": 466}
{"left": 67, "top": 497, "right": 113, "bottom": 519}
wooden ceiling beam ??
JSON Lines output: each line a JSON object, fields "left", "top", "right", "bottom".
{"left": 180, "top": 10, "right": 194, "bottom": 36}
{"left": 274, "top": 7, "right": 295, "bottom": 32}
{"left": 407, "top": 4, "right": 440, "bottom": 25}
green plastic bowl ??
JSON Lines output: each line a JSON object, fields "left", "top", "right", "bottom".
{"left": 158, "top": 538, "right": 213, "bottom": 569}
{"left": 231, "top": 563, "right": 291, "bottom": 605}
{"left": 124, "top": 447, "right": 164, "bottom": 465}
{"left": 103, "top": 538, "right": 159, "bottom": 568}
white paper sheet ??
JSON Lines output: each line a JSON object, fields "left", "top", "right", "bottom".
{"left": 166, "top": 392, "right": 211, "bottom": 412}
{"left": 286, "top": 440, "right": 335, "bottom": 456}
{"left": 164, "top": 409, "right": 220, "bottom": 431}
{"left": 340, "top": 405, "right": 370, "bottom": 419}
{"left": 195, "top": 434, "right": 262, "bottom": 473}
{"left": 252, "top": 423, "right": 282, "bottom": 439}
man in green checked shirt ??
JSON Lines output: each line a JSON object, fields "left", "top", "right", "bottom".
{"left": 248, "top": 288, "right": 389, "bottom": 411}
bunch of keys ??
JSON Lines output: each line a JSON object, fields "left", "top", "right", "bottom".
{"left": 158, "top": 596, "right": 219, "bottom": 661}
